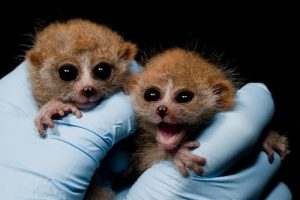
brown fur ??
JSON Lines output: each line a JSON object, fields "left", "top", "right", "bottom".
{"left": 84, "top": 186, "right": 115, "bottom": 200}
{"left": 26, "top": 19, "right": 137, "bottom": 135}
{"left": 124, "top": 48, "right": 289, "bottom": 179}
{"left": 127, "top": 48, "right": 236, "bottom": 174}
{"left": 27, "top": 19, "right": 137, "bottom": 107}
{"left": 26, "top": 19, "right": 137, "bottom": 199}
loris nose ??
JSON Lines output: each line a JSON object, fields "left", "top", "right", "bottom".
{"left": 82, "top": 87, "right": 96, "bottom": 98}
{"left": 156, "top": 106, "right": 168, "bottom": 118}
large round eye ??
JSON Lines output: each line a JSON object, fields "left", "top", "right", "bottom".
{"left": 144, "top": 87, "right": 161, "bottom": 102}
{"left": 175, "top": 89, "right": 194, "bottom": 103}
{"left": 93, "top": 62, "right": 112, "bottom": 80}
{"left": 58, "top": 64, "right": 78, "bottom": 82}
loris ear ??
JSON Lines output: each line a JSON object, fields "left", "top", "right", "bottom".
{"left": 118, "top": 42, "right": 138, "bottom": 64}
{"left": 212, "top": 79, "right": 236, "bottom": 110}
{"left": 122, "top": 73, "right": 140, "bottom": 94}
{"left": 26, "top": 49, "right": 44, "bottom": 67}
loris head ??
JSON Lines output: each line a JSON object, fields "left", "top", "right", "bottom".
{"left": 26, "top": 19, "right": 137, "bottom": 109}
{"left": 130, "top": 48, "right": 236, "bottom": 150}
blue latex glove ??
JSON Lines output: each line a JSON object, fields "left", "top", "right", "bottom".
{"left": 115, "top": 83, "right": 292, "bottom": 200}
{"left": 0, "top": 61, "right": 137, "bottom": 200}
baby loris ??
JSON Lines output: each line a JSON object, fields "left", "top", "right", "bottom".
{"left": 26, "top": 19, "right": 137, "bottom": 135}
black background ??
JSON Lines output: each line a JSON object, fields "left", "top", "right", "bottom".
{"left": 1, "top": 4, "right": 298, "bottom": 199}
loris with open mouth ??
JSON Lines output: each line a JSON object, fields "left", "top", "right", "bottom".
{"left": 123, "top": 48, "right": 236, "bottom": 178}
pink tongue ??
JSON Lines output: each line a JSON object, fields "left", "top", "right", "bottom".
{"left": 158, "top": 122, "right": 183, "bottom": 135}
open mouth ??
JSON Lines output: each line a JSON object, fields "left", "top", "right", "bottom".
{"left": 156, "top": 122, "right": 185, "bottom": 150}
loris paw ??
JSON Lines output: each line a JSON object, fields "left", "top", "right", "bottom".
{"left": 35, "top": 100, "right": 82, "bottom": 136}
{"left": 262, "top": 130, "right": 290, "bottom": 163}
{"left": 171, "top": 141, "right": 206, "bottom": 177}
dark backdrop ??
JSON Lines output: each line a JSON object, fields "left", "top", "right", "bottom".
{"left": 1, "top": 4, "right": 298, "bottom": 199}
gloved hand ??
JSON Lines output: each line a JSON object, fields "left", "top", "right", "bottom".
{"left": 0, "top": 61, "right": 138, "bottom": 200}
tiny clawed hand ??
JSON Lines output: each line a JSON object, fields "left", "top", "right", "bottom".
{"left": 35, "top": 100, "right": 82, "bottom": 136}
{"left": 171, "top": 141, "right": 206, "bottom": 177}
{"left": 262, "top": 130, "right": 290, "bottom": 163}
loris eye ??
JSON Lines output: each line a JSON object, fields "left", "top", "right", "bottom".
{"left": 93, "top": 62, "right": 113, "bottom": 80}
{"left": 58, "top": 64, "right": 78, "bottom": 82}
{"left": 175, "top": 90, "right": 194, "bottom": 103}
{"left": 144, "top": 87, "right": 161, "bottom": 102}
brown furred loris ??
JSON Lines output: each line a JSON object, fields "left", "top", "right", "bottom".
{"left": 26, "top": 19, "right": 137, "bottom": 135}
{"left": 125, "top": 48, "right": 289, "bottom": 178}
{"left": 124, "top": 48, "right": 236, "bottom": 177}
